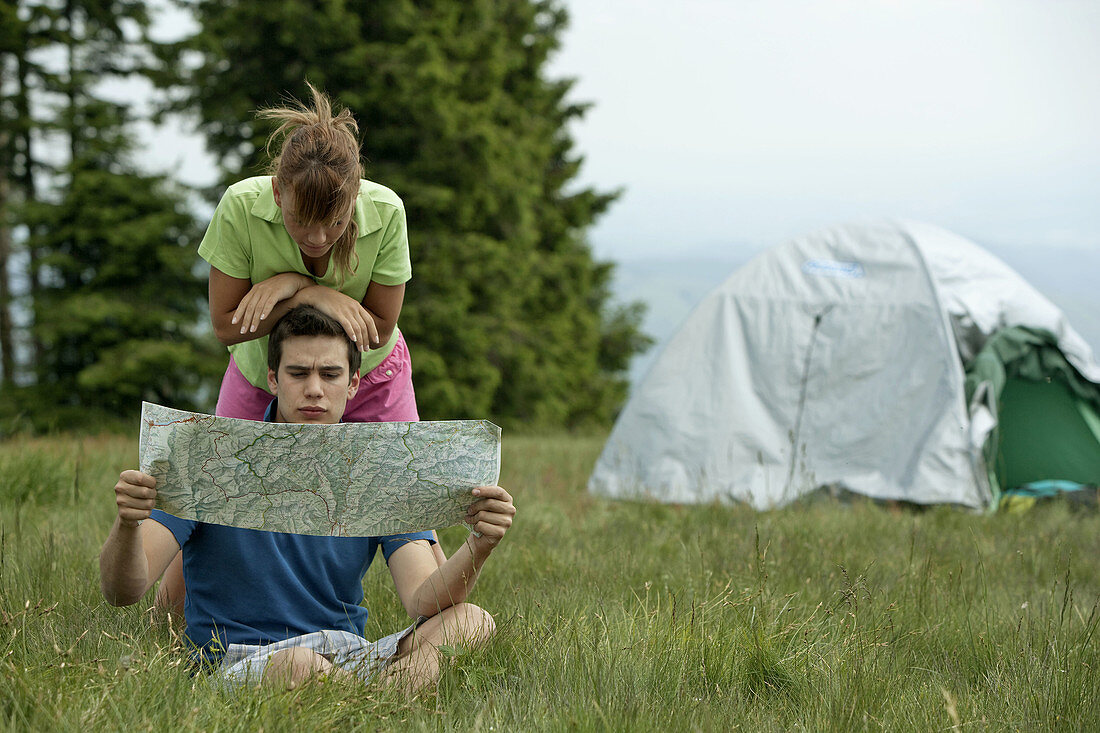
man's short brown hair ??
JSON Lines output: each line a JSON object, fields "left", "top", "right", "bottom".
{"left": 267, "top": 305, "right": 361, "bottom": 378}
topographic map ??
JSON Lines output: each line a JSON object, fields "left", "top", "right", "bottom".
{"left": 138, "top": 402, "right": 501, "bottom": 537}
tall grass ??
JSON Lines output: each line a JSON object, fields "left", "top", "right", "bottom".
{"left": 2, "top": 433, "right": 1098, "bottom": 731}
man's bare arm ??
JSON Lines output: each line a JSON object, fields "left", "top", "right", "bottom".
{"left": 388, "top": 486, "right": 514, "bottom": 619}
{"left": 99, "top": 470, "right": 180, "bottom": 606}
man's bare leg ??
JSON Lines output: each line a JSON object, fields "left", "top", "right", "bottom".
{"left": 262, "top": 647, "right": 345, "bottom": 689}
{"left": 384, "top": 603, "right": 496, "bottom": 693}
{"left": 258, "top": 602, "right": 494, "bottom": 692}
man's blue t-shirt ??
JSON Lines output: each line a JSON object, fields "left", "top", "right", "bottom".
{"left": 150, "top": 402, "right": 435, "bottom": 664}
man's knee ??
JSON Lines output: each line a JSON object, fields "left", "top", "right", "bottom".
{"left": 263, "top": 647, "right": 331, "bottom": 689}
{"left": 441, "top": 602, "right": 495, "bottom": 645}
{"left": 466, "top": 603, "right": 496, "bottom": 643}
{"left": 409, "top": 603, "right": 495, "bottom": 650}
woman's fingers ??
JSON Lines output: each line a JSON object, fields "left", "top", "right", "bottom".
{"left": 363, "top": 313, "right": 379, "bottom": 347}
{"left": 233, "top": 291, "right": 262, "bottom": 333}
{"left": 339, "top": 309, "right": 376, "bottom": 351}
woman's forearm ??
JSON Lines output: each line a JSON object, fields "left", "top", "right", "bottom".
{"left": 212, "top": 296, "right": 302, "bottom": 345}
{"left": 210, "top": 271, "right": 314, "bottom": 345}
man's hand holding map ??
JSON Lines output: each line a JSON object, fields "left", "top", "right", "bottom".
{"left": 138, "top": 402, "right": 502, "bottom": 537}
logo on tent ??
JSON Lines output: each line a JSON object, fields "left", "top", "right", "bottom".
{"left": 802, "top": 259, "right": 865, "bottom": 279}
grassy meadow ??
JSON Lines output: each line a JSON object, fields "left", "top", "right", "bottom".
{"left": 2, "top": 432, "right": 1098, "bottom": 731}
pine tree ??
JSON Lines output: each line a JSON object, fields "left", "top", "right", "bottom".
{"left": 2, "top": 0, "right": 219, "bottom": 427}
{"left": 152, "top": 0, "right": 366, "bottom": 193}
{"left": 0, "top": 3, "right": 12, "bottom": 389}
{"left": 157, "top": 0, "right": 650, "bottom": 427}
{"left": 0, "top": 0, "right": 48, "bottom": 391}
{"left": 0, "top": 136, "right": 15, "bottom": 392}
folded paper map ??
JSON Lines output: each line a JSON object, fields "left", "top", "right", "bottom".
{"left": 138, "top": 402, "right": 501, "bottom": 537}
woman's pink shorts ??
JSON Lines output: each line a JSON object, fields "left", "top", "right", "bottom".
{"left": 215, "top": 333, "right": 420, "bottom": 422}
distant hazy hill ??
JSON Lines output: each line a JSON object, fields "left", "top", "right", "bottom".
{"left": 611, "top": 244, "right": 1100, "bottom": 386}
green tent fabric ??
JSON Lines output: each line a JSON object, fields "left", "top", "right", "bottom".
{"left": 964, "top": 326, "right": 1100, "bottom": 503}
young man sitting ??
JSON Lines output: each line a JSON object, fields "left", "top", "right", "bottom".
{"left": 99, "top": 305, "right": 516, "bottom": 691}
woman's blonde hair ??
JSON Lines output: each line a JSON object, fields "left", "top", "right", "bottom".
{"left": 257, "top": 82, "right": 363, "bottom": 279}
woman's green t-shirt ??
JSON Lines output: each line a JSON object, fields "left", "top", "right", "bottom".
{"left": 198, "top": 176, "right": 412, "bottom": 391}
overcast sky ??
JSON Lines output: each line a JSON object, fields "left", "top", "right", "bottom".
{"left": 146, "top": 0, "right": 1100, "bottom": 263}
{"left": 547, "top": 0, "right": 1100, "bottom": 260}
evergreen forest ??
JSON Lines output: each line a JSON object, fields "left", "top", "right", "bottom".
{"left": 0, "top": 0, "right": 650, "bottom": 432}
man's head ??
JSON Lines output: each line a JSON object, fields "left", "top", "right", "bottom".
{"left": 267, "top": 305, "right": 361, "bottom": 424}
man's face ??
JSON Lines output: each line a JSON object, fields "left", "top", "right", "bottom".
{"left": 273, "top": 178, "right": 353, "bottom": 261}
{"left": 267, "top": 335, "right": 360, "bottom": 424}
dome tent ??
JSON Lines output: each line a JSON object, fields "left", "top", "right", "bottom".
{"left": 588, "top": 220, "right": 1100, "bottom": 510}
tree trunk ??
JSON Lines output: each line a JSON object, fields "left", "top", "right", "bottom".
{"left": 0, "top": 172, "right": 14, "bottom": 390}
{"left": 15, "top": 45, "right": 44, "bottom": 381}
